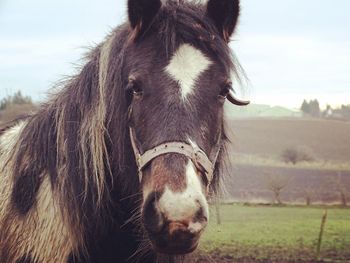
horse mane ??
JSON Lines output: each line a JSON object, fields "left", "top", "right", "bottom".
{"left": 4, "top": 1, "right": 241, "bottom": 259}
{"left": 6, "top": 26, "right": 131, "bottom": 252}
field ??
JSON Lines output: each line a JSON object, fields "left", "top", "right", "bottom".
{"left": 191, "top": 204, "right": 350, "bottom": 263}
{"left": 0, "top": 103, "right": 37, "bottom": 124}
{"left": 227, "top": 118, "right": 350, "bottom": 162}
{"left": 224, "top": 164, "right": 350, "bottom": 204}
{"left": 216, "top": 118, "right": 350, "bottom": 204}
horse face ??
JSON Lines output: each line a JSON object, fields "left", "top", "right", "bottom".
{"left": 126, "top": 0, "right": 242, "bottom": 255}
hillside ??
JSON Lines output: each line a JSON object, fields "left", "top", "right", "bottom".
{"left": 226, "top": 118, "right": 350, "bottom": 162}
{"left": 225, "top": 104, "right": 301, "bottom": 119}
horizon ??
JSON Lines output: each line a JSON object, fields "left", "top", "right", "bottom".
{"left": 1, "top": 0, "right": 349, "bottom": 109}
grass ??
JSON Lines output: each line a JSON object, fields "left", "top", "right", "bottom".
{"left": 195, "top": 204, "right": 350, "bottom": 262}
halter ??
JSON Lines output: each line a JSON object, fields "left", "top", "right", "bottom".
{"left": 129, "top": 126, "right": 222, "bottom": 187}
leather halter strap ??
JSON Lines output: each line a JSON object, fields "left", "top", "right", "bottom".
{"left": 129, "top": 127, "right": 221, "bottom": 186}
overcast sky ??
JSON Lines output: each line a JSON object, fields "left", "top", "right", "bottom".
{"left": 1, "top": 0, "right": 349, "bottom": 109}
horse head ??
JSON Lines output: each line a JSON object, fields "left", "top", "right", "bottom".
{"left": 125, "top": 0, "right": 248, "bottom": 254}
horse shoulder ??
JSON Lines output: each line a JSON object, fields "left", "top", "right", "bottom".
{"left": 0, "top": 121, "right": 75, "bottom": 263}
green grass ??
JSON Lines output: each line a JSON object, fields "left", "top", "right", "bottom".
{"left": 196, "top": 204, "right": 350, "bottom": 262}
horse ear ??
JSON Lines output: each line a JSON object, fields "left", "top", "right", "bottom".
{"left": 128, "top": 0, "right": 162, "bottom": 38}
{"left": 206, "top": 0, "right": 240, "bottom": 42}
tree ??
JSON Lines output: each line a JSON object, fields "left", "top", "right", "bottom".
{"left": 301, "top": 99, "right": 310, "bottom": 115}
{"left": 309, "top": 99, "right": 320, "bottom": 118}
{"left": 266, "top": 174, "right": 289, "bottom": 205}
{"left": 336, "top": 172, "right": 348, "bottom": 207}
{"left": 12, "top": 91, "right": 32, "bottom": 105}
{"left": 302, "top": 187, "right": 316, "bottom": 206}
{"left": 300, "top": 99, "right": 321, "bottom": 118}
{"left": 281, "top": 148, "right": 298, "bottom": 164}
{"left": 0, "top": 91, "right": 33, "bottom": 111}
{"left": 0, "top": 97, "right": 10, "bottom": 111}
{"left": 281, "top": 146, "right": 315, "bottom": 165}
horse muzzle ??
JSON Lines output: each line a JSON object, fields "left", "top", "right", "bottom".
{"left": 142, "top": 190, "right": 208, "bottom": 254}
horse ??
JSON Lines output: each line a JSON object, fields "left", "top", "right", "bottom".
{"left": 0, "top": 0, "right": 249, "bottom": 262}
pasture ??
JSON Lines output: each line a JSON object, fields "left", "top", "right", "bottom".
{"left": 194, "top": 204, "right": 350, "bottom": 262}
{"left": 227, "top": 118, "right": 350, "bottom": 162}
{"left": 226, "top": 164, "right": 350, "bottom": 204}
{"left": 220, "top": 118, "right": 350, "bottom": 205}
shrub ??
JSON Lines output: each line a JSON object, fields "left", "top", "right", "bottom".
{"left": 281, "top": 146, "right": 315, "bottom": 164}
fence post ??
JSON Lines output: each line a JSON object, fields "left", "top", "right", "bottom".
{"left": 316, "top": 209, "right": 328, "bottom": 261}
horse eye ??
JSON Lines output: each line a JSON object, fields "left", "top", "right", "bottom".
{"left": 218, "top": 85, "right": 231, "bottom": 99}
{"left": 127, "top": 78, "right": 143, "bottom": 98}
{"left": 132, "top": 84, "right": 143, "bottom": 96}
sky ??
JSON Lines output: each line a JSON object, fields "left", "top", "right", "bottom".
{"left": 0, "top": 0, "right": 349, "bottom": 109}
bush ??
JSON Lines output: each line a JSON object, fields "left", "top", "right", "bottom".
{"left": 281, "top": 146, "right": 315, "bottom": 164}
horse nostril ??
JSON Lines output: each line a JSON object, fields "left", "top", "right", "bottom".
{"left": 168, "top": 221, "right": 189, "bottom": 236}
{"left": 142, "top": 191, "right": 164, "bottom": 234}
{"left": 193, "top": 206, "right": 208, "bottom": 224}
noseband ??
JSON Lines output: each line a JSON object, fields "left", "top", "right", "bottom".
{"left": 129, "top": 127, "right": 222, "bottom": 186}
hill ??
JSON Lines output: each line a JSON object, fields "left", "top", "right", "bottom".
{"left": 226, "top": 118, "right": 350, "bottom": 162}
{"left": 225, "top": 104, "right": 301, "bottom": 118}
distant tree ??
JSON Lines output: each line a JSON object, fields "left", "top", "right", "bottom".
{"left": 302, "top": 187, "right": 316, "bottom": 206}
{"left": 281, "top": 146, "right": 315, "bottom": 165}
{"left": 336, "top": 172, "right": 348, "bottom": 207}
{"left": 301, "top": 99, "right": 310, "bottom": 115}
{"left": 297, "top": 146, "right": 315, "bottom": 162}
{"left": 266, "top": 173, "right": 289, "bottom": 205}
{"left": 12, "top": 91, "right": 32, "bottom": 105}
{"left": 281, "top": 148, "right": 299, "bottom": 164}
{"left": 0, "top": 91, "right": 33, "bottom": 111}
{"left": 309, "top": 99, "right": 320, "bottom": 118}
{"left": 300, "top": 99, "right": 321, "bottom": 118}
{"left": 0, "top": 97, "right": 10, "bottom": 111}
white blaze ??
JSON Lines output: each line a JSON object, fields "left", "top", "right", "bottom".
{"left": 165, "top": 43, "right": 212, "bottom": 100}
{"left": 158, "top": 161, "right": 209, "bottom": 223}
